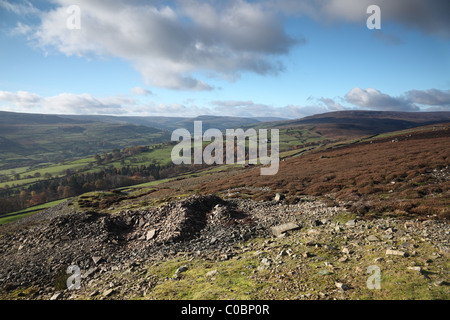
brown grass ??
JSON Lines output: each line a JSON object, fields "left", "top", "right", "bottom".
{"left": 200, "top": 126, "right": 450, "bottom": 220}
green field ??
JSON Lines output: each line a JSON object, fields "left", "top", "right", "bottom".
{"left": 1, "top": 128, "right": 323, "bottom": 190}
{"left": 0, "top": 117, "right": 171, "bottom": 171}
{"left": 0, "top": 119, "right": 333, "bottom": 221}
{"left": 0, "top": 199, "right": 67, "bottom": 225}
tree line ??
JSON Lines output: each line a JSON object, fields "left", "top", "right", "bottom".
{"left": 0, "top": 161, "right": 209, "bottom": 216}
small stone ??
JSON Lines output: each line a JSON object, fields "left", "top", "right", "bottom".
{"left": 92, "top": 256, "right": 103, "bottom": 265}
{"left": 313, "top": 220, "right": 323, "bottom": 226}
{"left": 335, "top": 282, "right": 350, "bottom": 291}
{"left": 367, "top": 235, "right": 379, "bottom": 242}
{"left": 318, "top": 270, "right": 333, "bottom": 276}
{"left": 427, "top": 254, "right": 440, "bottom": 260}
{"left": 270, "top": 223, "right": 300, "bottom": 237}
{"left": 50, "top": 292, "right": 63, "bottom": 300}
{"left": 176, "top": 265, "right": 188, "bottom": 274}
{"left": 89, "top": 290, "right": 99, "bottom": 297}
{"left": 386, "top": 249, "right": 407, "bottom": 257}
{"left": 434, "top": 280, "right": 448, "bottom": 286}
{"left": 206, "top": 270, "right": 218, "bottom": 277}
{"left": 261, "top": 257, "right": 271, "bottom": 266}
{"left": 102, "top": 289, "right": 115, "bottom": 297}
{"left": 274, "top": 193, "right": 285, "bottom": 202}
{"left": 345, "top": 220, "right": 356, "bottom": 227}
{"left": 82, "top": 267, "right": 98, "bottom": 279}
{"left": 400, "top": 242, "right": 415, "bottom": 249}
{"left": 342, "top": 247, "right": 350, "bottom": 255}
{"left": 253, "top": 250, "right": 264, "bottom": 256}
{"left": 146, "top": 229, "right": 156, "bottom": 241}
{"left": 338, "top": 256, "right": 348, "bottom": 262}
{"left": 439, "top": 245, "right": 450, "bottom": 254}
{"left": 220, "top": 253, "right": 232, "bottom": 261}
{"left": 407, "top": 266, "right": 422, "bottom": 272}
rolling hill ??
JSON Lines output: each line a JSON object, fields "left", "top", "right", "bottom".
{"left": 266, "top": 110, "right": 450, "bottom": 139}
{"left": 0, "top": 113, "right": 448, "bottom": 302}
{"left": 198, "top": 122, "right": 450, "bottom": 220}
{"left": 1, "top": 109, "right": 449, "bottom": 219}
{"left": 61, "top": 114, "right": 266, "bottom": 132}
{"left": 0, "top": 111, "right": 171, "bottom": 169}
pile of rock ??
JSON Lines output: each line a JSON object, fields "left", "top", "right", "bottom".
{"left": 1, "top": 193, "right": 448, "bottom": 300}
{"left": 0, "top": 195, "right": 258, "bottom": 290}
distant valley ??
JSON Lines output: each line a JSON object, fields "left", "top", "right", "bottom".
{"left": 0, "top": 110, "right": 449, "bottom": 219}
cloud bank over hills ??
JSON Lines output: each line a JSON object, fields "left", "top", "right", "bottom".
{"left": 1, "top": 87, "right": 449, "bottom": 118}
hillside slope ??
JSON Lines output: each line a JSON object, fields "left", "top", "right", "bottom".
{"left": 0, "top": 121, "right": 448, "bottom": 301}
{"left": 0, "top": 111, "right": 170, "bottom": 169}
{"left": 62, "top": 114, "right": 263, "bottom": 132}
{"left": 200, "top": 124, "right": 450, "bottom": 220}
{"left": 267, "top": 111, "right": 450, "bottom": 139}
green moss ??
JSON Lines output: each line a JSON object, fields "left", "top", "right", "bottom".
{"left": 144, "top": 254, "right": 265, "bottom": 300}
{"left": 332, "top": 212, "right": 357, "bottom": 224}
{"left": 1, "top": 286, "right": 39, "bottom": 300}
{"left": 54, "top": 267, "right": 70, "bottom": 291}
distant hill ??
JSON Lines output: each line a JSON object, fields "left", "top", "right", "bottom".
{"left": 266, "top": 110, "right": 450, "bottom": 139}
{"left": 251, "top": 116, "right": 287, "bottom": 122}
{"left": 61, "top": 114, "right": 263, "bottom": 132}
{"left": 0, "top": 111, "right": 276, "bottom": 170}
{"left": 0, "top": 111, "right": 84, "bottom": 125}
{"left": 0, "top": 111, "right": 171, "bottom": 169}
{"left": 2, "top": 109, "right": 450, "bottom": 169}
{"left": 59, "top": 115, "right": 187, "bottom": 131}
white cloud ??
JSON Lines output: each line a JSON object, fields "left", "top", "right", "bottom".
{"left": 271, "top": 0, "right": 450, "bottom": 37}
{"left": 0, "top": 90, "right": 136, "bottom": 115}
{"left": 138, "top": 102, "right": 213, "bottom": 117}
{"left": 7, "top": 0, "right": 449, "bottom": 94}
{"left": 211, "top": 100, "right": 255, "bottom": 108}
{"left": 211, "top": 100, "right": 328, "bottom": 118}
{"left": 0, "top": 90, "right": 42, "bottom": 108}
{"left": 212, "top": 87, "right": 450, "bottom": 118}
{"left": 318, "top": 97, "right": 347, "bottom": 111}
{"left": 406, "top": 89, "right": 450, "bottom": 106}
{"left": 2, "top": 87, "right": 449, "bottom": 118}
{"left": 43, "top": 93, "right": 135, "bottom": 114}
{"left": 0, "top": 90, "right": 213, "bottom": 117}
{"left": 345, "top": 87, "right": 419, "bottom": 112}
{"left": 0, "top": 0, "right": 39, "bottom": 16}
{"left": 130, "top": 87, "right": 152, "bottom": 96}
{"left": 17, "top": 0, "right": 299, "bottom": 91}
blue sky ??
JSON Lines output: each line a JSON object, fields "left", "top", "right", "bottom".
{"left": 0, "top": 0, "right": 449, "bottom": 118}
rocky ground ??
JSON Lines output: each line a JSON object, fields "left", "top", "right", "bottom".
{"left": 0, "top": 194, "right": 448, "bottom": 300}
